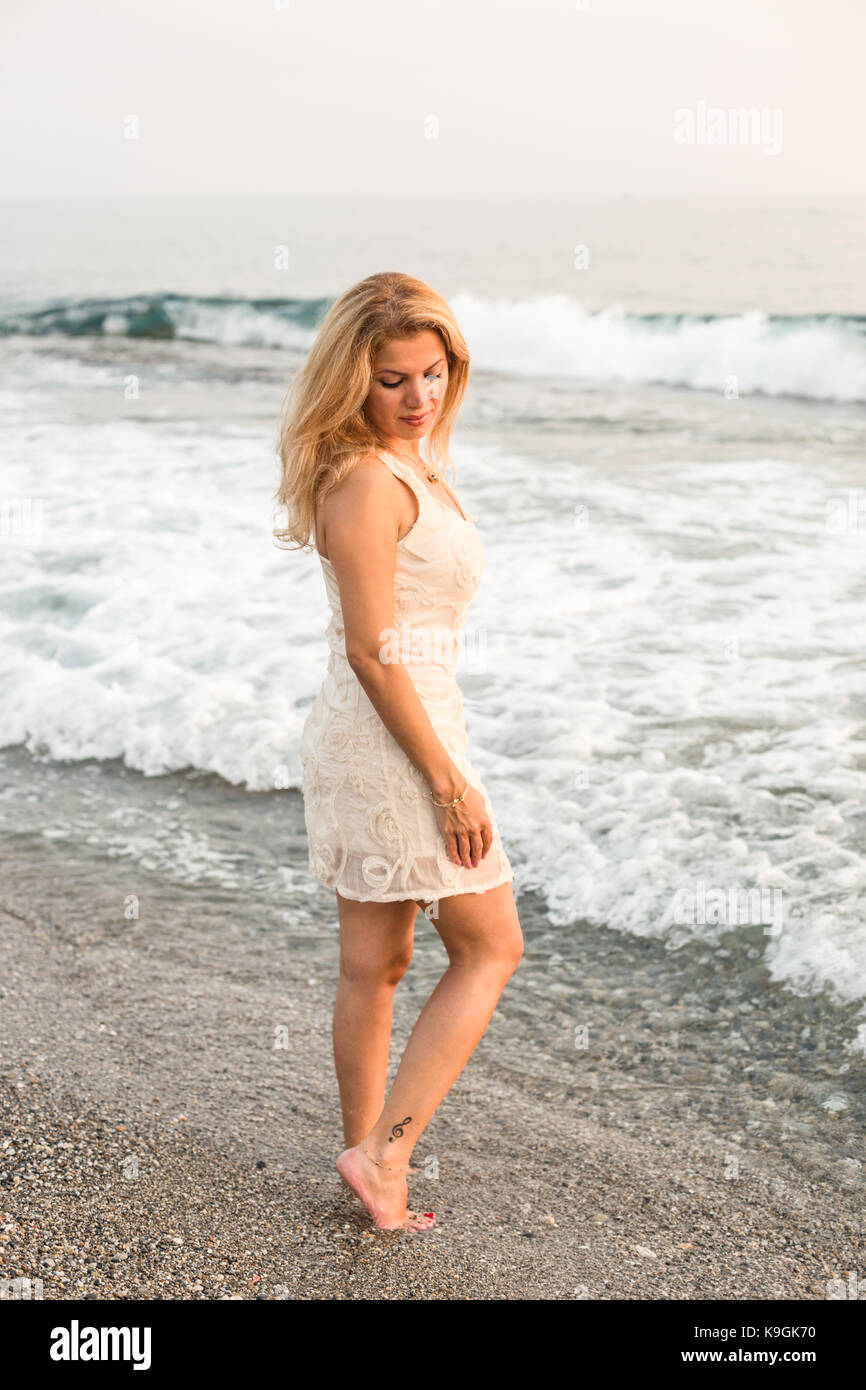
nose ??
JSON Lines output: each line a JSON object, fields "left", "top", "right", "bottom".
{"left": 403, "top": 382, "right": 426, "bottom": 409}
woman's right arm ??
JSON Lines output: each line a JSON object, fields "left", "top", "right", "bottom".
{"left": 320, "top": 456, "right": 492, "bottom": 871}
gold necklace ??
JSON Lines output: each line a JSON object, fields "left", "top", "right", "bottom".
{"left": 387, "top": 446, "right": 440, "bottom": 484}
{"left": 385, "top": 446, "right": 472, "bottom": 523}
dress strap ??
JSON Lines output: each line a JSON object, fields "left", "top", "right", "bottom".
{"left": 377, "top": 450, "right": 429, "bottom": 522}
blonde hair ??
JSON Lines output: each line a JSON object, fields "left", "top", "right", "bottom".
{"left": 273, "top": 271, "right": 470, "bottom": 552}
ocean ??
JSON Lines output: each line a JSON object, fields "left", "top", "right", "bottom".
{"left": 1, "top": 192, "right": 865, "bottom": 1055}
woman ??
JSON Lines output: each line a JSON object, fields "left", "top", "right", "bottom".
{"left": 275, "top": 271, "right": 523, "bottom": 1232}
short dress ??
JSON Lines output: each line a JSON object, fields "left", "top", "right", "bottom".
{"left": 299, "top": 449, "right": 514, "bottom": 904}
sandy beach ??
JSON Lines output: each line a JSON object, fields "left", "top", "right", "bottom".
{"left": 1, "top": 749, "right": 862, "bottom": 1301}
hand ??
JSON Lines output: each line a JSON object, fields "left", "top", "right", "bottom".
{"left": 431, "top": 781, "right": 493, "bottom": 870}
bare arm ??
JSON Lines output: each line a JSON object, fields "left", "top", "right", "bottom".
{"left": 320, "top": 456, "right": 492, "bottom": 869}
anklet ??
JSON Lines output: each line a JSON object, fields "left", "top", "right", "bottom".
{"left": 360, "top": 1142, "right": 407, "bottom": 1173}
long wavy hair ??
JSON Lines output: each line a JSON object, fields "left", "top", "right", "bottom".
{"left": 273, "top": 271, "right": 470, "bottom": 552}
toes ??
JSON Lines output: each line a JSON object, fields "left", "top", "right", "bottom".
{"left": 405, "top": 1210, "right": 436, "bottom": 1231}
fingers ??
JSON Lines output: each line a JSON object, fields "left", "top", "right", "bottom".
{"left": 440, "top": 788, "right": 494, "bottom": 869}
{"left": 450, "top": 826, "right": 491, "bottom": 869}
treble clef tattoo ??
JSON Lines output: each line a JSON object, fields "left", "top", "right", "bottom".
{"left": 388, "top": 1116, "right": 412, "bottom": 1143}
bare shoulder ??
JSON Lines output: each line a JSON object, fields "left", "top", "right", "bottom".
{"left": 319, "top": 453, "right": 404, "bottom": 562}
{"left": 321, "top": 453, "right": 394, "bottom": 514}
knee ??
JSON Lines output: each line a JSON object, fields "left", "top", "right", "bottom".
{"left": 382, "top": 949, "right": 413, "bottom": 986}
{"left": 452, "top": 926, "right": 523, "bottom": 980}
{"left": 501, "top": 930, "right": 524, "bottom": 977}
{"left": 490, "top": 913, "right": 524, "bottom": 976}
{"left": 339, "top": 949, "right": 413, "bottom": 989}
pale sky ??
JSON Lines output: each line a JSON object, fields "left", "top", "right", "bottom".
{"left": 1, "top": 0, "right": 863, "bottom": 197}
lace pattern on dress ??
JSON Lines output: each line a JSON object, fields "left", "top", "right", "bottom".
{"left": 299, "top": 449, "right": 513, "bottom": 903}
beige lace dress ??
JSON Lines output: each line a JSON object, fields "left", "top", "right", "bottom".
{"left": 299, "top": 449, "right": 514, "bottom": 904}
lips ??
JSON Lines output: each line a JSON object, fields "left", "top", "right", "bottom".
{"left": 401, "top": 410, "right": 431, "bottom": 425}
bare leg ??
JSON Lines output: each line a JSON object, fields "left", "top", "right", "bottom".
{"left": 336, "top": 881, "right": 523, "bottom": 1230}
{"left": 332, "top": 891, "right": 418, "bottom": 1148}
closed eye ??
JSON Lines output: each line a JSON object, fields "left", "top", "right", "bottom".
{"left": 380, "top": 371, "right": 443, "bottom": 390}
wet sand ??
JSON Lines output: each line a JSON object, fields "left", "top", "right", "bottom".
{"left": 0, "top": 750, "right": 863, "bottom": 1299}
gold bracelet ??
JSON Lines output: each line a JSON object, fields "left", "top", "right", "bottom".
{"left": 430, "top": 776, "right": 468, "bottom": 808}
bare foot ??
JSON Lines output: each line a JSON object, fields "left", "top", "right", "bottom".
{"left": 346, "top": 1149, "right": 419, "bottom": 1178}
{"left": 336, "top": 1145, "right": 436, "bottom": 1232}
